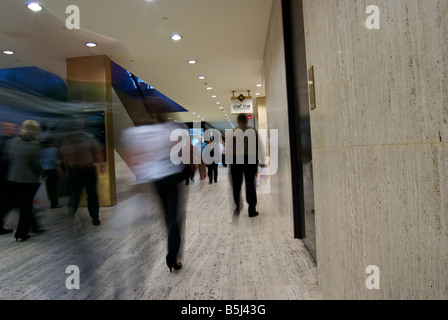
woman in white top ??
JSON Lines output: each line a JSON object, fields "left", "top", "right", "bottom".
{"left": 121, "top": 118, "right": 188, "bottom": 272}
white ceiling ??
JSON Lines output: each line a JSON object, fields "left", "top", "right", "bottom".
{"left": 0, "top": 0, "right": 272, "bottom": 130}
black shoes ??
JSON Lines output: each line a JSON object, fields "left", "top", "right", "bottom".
{"left": 249, "top": 211, "right": 259, "bottom": 218}
{"left": 15, "top": 235, "right": 31, "bottom": 242}
{"left": 51, "top": 204, "right": 62, "bottom": 209}
{"left": 92, "top": 219, "right": 101, "bottom": 226}
{"left": 167, "top": 262, "right": 183, "bottom": 272}
{"left": 0, "top": 228, "right": 13, "bottom": 235}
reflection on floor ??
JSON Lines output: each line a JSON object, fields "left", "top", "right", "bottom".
{"left": 0, "top": 167, "right": 323, "bottom": 300}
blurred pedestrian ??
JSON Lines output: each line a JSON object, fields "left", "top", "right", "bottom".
{"left": 0, "top": 120, "right": 45, "bottom": 241}
{"left": 61, "top": 118, "right": 105, "bottom": 226}
{"left": 206, "top": 137, "right": 218, "bottom": 184}
{"left": 121, "top": 115, "right": 187, "bottom": 273}
{"left": 40, "top": 124, "right": 62, "bottom": 209}
{"left": 195, "top": 136, "right": 207, "bottom": 180}
{"left": 221, "top": 138, "right": 227, "bottom": 167}
{"left": 0, "top": 122, "right": 19, "bottom": 235}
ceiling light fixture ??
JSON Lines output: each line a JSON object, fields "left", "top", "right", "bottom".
{"left": 192, "top": 112, "right": 196, "bottom": 115}
{"left": 198, "top": 76, "right": 206, "bottom": 80}
{"left": 219, "top": 107, "right": 224, "bottom": 109}
{"left": 212, "top": 95, "right": 217, "bottom": 98}
{"left": 27, "top": 2, "right": 43, "bottom": 12}
{"left": 188, "top": 60, "right": 197, "bottom": 64}
{"left": 256, "top": 93, "right": 261, "bottom": 96}
{"left": 256, "top": 84, "right": 263, "bottom": 87}
{"left": 170, "top": 34, "right": 182, "bottom": 41}
{"left": 2, "top": 50, "right": 15, "bottom": 55}
{"left": 216, "top": 102, "right": 221, "bottom": 105}
{"left": 85, "top": 42, "right": 97, "bottom": 47}
{"left": 206, "top": 87, "right": 212, "bottom": 90}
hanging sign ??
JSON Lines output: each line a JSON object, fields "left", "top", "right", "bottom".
{"left": 231, "top": 94, "right": 253, "bottom": 114}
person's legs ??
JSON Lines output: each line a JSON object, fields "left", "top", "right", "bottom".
{"left": 244, "top": 164, "right": 258, "bottom": 215}
{"left": 207, "top": 166, "right": 213, "bottom": 183}
{"left": 68, "top": 167, "right": 82, "bottom": 215}
{"left": 45, "top": 169, "right": 60, "bottom": 208}
{"left": 230, "top": 164, "right": 244, "bottom": 211}
{"left": 0, "top": 181, "right": 17, "bottom": 233}
{"left": 15, "top": 183, "right": 40, "bottom": 239}
{"left": 213, "top": 164, "right": 218, "bottom": 183}
{"left": 154, "top": 175, "right": 181, "bottom": 267}
{"left": 84, "top": 168, "right": 100, "bottom": 223}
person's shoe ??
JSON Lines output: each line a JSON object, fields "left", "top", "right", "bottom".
{"left": 209, "top": 181, "right": 213, "bottom": 184}
{"left": 51, "top": 204, "right": 62, "bottom": 209}
{"left": 15, "top": 235, "right": 31, "bottom": 242}
{"left": 0, "top": 228, "right": 13, "bottom": 235}
{"left": 233, "top": 206, "right": 240, "bottom": 215}
{"left": 92, "top": 219, "right": 101, "bottom": 226}
{"left": 249, "top": 211, "right": 259, "bottom": 218}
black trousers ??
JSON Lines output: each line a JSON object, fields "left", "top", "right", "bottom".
{"left": 154, "top": 173, "right": 184, "bottom": 266}
{"left": 68, "top": 166, "right": 99, "bottom": 221}
{"left": 222, "top": 154, "right": 227, "bottom": 167}
{"left": 45, "top": 169, "right": 59, "bottom": 207}
{"left": 230, "top": 163, "right": 258, "bottom": 214}
{"left": 0, "top": 182, "right": 40, "bottom": 237}
{"left": 207, "top": 164, "right": 218, "bottom": 183}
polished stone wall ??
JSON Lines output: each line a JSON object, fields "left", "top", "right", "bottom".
{"left": 303, "top": 0, "right": 448, "bottom": 299}
{"left": 264, "top": 0, "right": 294, "bottom": 234}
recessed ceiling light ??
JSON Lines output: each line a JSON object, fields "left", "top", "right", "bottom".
{"left": 201, "top": 118, "right": 205, "bottom": 120}
{"left": 170, "top": 34, "right": 182, "bottom": 41}
{"left": 212, "top": 95, "right": 217, "bottom": 98}
{"left": 225, "top": 114, "right": 228, "bottom": 116}
{"left": 216, "top": 102, "right": 221, "bottom": 104}
{"left": 198, "top": 76, "right": 206, "bottom": 80}
{"left": 206, "top": 87, "right": 212, "bottom": 90}
{"left": 255, "top": 93, "right": 261, "bottom": 96}
{"left": 256, "top": 84, "right": 263, "bottom": 87}
{"left": 219, "top": 107, "right": 224, "bottom": 109}
{"left": 188, "top": 60, "right": 197, "bottom": 64}
{"left": 27, "top": 3, "right": 43, "bottom": 12}
{"left": 197, "top": 116, "right": 201, "bottom": 118}
{"left": 192, "top": 112, "right": 196, "bottom": 115}
{"left": 85, "top": 42, "right": 97, "bottom": 47}
{"left": 2, "top": 50, "right": 14, "bottom": 55}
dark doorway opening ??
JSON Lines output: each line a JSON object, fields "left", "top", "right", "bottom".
{"left": 282, "top": 0, "right": 316, "bottom": 260}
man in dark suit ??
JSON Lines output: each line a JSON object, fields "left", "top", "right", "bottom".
{"left": 229, "top": 114, "right": 264, "bottom": 218}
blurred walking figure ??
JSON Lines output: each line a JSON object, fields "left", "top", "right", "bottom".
{"left": 40, "top": 124, "right": 62, "bottom": 209}
{"left": 221, "top": 138, "right": 227, "bottom": 167}
{"left": 206, "top": 137, "right": 219, "bottom": 184}
{"left": 0, "top": 120, "right": 44, "bottom": 241}
{"left": 195, "top": 136, "right": 207, "bottom": 181}
{"left": 229, "top": 114, "right": 263, "bottom": 218}
{"left": 121, "top": 117, "right": 187, "bottom": 273}
{"left": 61, "top": 118, "right": 105, "bottom": 226}
{"left": 184, "top": 142, "right": 196, "bottom": 186}
{"left": 0, "top": 122, "right": 19, "bottom": 235}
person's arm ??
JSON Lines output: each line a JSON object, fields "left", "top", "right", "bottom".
{"left": 97, "top": 150, "right": 106, "bottom": 175}
{"left": 31, "top": 142, "right": 44, "bottom": 179}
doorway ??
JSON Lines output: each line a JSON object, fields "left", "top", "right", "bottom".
{"left": 282, "top": 0, "right": 316, "bottom": 260}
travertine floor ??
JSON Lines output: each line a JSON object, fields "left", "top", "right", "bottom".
{"left": 0, "top": 167, "right": 323, "bottom": 300}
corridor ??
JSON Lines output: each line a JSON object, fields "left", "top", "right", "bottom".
{"left": 0, "top": 166, "right": 323, "bottom": 300}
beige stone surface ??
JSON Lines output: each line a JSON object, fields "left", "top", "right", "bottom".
{"left": 303, "top": 0, "right": 448, "bottom": 299}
